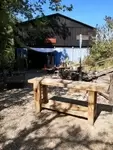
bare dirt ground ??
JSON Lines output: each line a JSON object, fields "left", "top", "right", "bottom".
{"left": 0, "top": 71, "right": 113, "bottom": 150}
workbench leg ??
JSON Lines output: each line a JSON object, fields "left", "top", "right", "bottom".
{"left": 42, "top": 85, "right": 48, "bottom": 103}
{"left": 88, "top": 91, "right": 97, "bottom": 125}
{"left": 34, "top": 82, "right": 41, "bottom": 113}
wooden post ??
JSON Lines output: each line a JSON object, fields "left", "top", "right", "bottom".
{"left": 42, "top": 85, "right": 48, "bottom": 103}
{"left": 109, "top": 74, "right": 113, "bottom": 102}
{"left": 33, "top": 81, "right": 38, "bottom": 111}
{"left": 33, "top": 80, "right": 41, "bottom": 113}
{"left": 88, "top": 91, "right": 97, "bottom": 125}
{"left": 109, "top": 74, "right": 113, "bottom": 113}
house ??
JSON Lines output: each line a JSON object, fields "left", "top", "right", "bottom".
{"left": 15, "top": 13, "right": 96, "bottom": 69}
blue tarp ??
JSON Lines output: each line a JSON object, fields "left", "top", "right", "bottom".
{"left": 54, "top": 49, "right": 69, "bottom": 66}
{"left": 16, "top": 47, "right": 89, "bottom": 66}
{"left": 29, "top": 47, "right": 55, "bottom": 53}
{"left": 17, "top": 47, "right": 69, "bottom": 66}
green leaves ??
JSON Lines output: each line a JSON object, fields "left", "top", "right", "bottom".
{"left": 49, "top": 0, "right": 73, "bottom": 12}
{"left": 0, "top": 0, "right": 73, "bottom": 70}
{"left": 84, "top": 16, "right": 113, "bottom": 67}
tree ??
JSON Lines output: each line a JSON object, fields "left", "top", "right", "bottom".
{"left": 0, "top": 0, "right": 73, "bottom": 71}
{"left": 84, "top": 16, "right": 113, "bottom": 66}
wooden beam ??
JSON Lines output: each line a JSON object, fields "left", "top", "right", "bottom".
{"left": 29, "top": 77, "right": 107, "bottom": 93}
{"left": 35, "top": 82, "right": 41, "bottom": 113}
{"left": 88, "top": 91, "right": 97, "bottom": 125}
{"left": 42, "top": 99, "right": 88, "bottom": 118}
{"left": 67, "top": 82, "right": 107, "bottom": 92}
{"left": 41, "top": 78, "right": 64, "bottom": 87}
{"left": 98, "top": 91, "right": 109, "bottom": 100}
{"left": 41, "top": 78, "right": 107, "bottom": 92}
{"left": 32, "top": 78, "right": 44, "bottom": 113}
{"left": 28, "top": 77, "right": 44, "bottom": 84}
{"left": 88, "top": 68, "right": 113, "bottom": 81}
{"left": 109, "top": 74, "right": 113, "bottom": 105}
{"left": 42, "top": 106, "right": 87, "bottom": 118}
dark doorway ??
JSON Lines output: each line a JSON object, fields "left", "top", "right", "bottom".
{"left": 28, "top": 50, "right": 55, "bottom": 69}
{"left": 28, "top": 50, "right": 47, "bottom": 69}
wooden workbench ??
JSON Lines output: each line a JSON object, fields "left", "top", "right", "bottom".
{"left": 28, "top": 77, "right": 107, "bottom": 125}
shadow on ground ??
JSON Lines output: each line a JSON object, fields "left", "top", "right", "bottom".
{"left": 0, "top": 111, "right": 113, "bottom": 150}
{"left": 49, "top": 96, "right": 113, "bottom": 122}
{"left": 0, "top": 87, "right": 32, "bottom": 112}
{"left": 0, "top": 77, "right": 113, "bottom": 150}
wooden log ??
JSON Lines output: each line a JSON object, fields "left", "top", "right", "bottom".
{"left": 98, "top": 91, "right": 109, "bottom": 100}
{"left": 42, "top": 85, "right": 48, "bottom": 103}
{"left": 95, "top": 68, "right": 113, "bottom": 78}
{"left": 88, "top": 67, "right": 113, "bottom": 81}
{"left": 42, "top": 100, "right": 88, "bottom": 118}
{"left": 109, "top": 74, "right": 113, "bottom": 105}
{"left": 88, "top": 91, "right": 97, "bottom": 125}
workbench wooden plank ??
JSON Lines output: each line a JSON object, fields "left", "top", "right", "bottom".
{"left": 41, "top": 78, "right": 107, "bottom": 92}
{"left": 29, "top": 77, "right": 107, "bottom": 93}
{"left": 42, "top": 100, "right": 88, "bottom": 118}
{"left": 43, "top": 99, "right": 88, "bottom": 111}
{"left": 28, "top": 77, "right": 107, "bottom": 92}
{"left": 28, "top": 77, "right": 43, "bottom": 84}
{"left": 68, "top": 82, "right": 107, "bottom": 92}
{"left": 41, "top": 78, "right": 64, "bottom": 87}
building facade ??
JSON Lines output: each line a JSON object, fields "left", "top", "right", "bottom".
{"left": 16, "top": 13, "right": 96, "bottom": 69}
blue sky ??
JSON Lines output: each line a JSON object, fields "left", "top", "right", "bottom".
{"left": 40, "top": 0, "right": 113, "bottom": 27}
